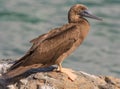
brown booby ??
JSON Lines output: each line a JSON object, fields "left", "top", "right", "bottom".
{"left": 3, "top": 4, "right": 102, "bottom": 80}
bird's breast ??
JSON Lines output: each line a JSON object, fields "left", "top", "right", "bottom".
{"left": 77, "top": 21, "right": 90, "bottom": 40}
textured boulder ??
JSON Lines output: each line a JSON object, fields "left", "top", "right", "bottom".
{"left": 0, "top": 59, "right": 120, "bottom": 89}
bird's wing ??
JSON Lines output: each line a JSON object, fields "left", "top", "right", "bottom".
{"left": 29, "top": 23, "right": 76, "bottom": 51}
{"left": 30, "top": 24, "right": 76, "bottom": 44}
{"left": 8, "top": 23, "right": 76, "bottom": 71}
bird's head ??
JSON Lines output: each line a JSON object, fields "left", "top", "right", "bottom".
{"left": 68, "top": 4, "right": 102, "bottom": 23}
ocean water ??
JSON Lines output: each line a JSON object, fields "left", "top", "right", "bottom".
{"left": 0, "top": 0, "right": 120, "bottom": 77}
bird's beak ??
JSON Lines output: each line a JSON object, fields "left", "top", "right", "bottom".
{"left": 80, "top": 10, "right": 102, "bottom": 21}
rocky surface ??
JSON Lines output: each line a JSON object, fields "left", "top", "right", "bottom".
{"left": 0, "top": 59, "right": 120, "bottom": 89}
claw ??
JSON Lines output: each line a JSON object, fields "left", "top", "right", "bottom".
{"left": 55, "top": 63, "right": 77, "bottom": 81}
{"left": 60, "top": 68, "right": 77, "bottom": 81}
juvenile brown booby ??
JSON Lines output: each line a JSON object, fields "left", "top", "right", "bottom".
{"left": 3, "top": 4, "right": 102, "bottom": 80}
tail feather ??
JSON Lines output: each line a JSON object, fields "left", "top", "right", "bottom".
{"left": 3, "top": 64, "right": 43, "bottom": 79}
{"left": 3, "top": 52, "right": 43, "bottom": 79}
{"left": 8, "top": 54, "right": 29, "bottom": 71}
{"left": 3, "top": 66, "right": 31, "bottom": 79}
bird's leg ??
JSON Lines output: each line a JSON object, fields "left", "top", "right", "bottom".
{"left": 57, "top": 63, "right": 62, "bottom": 72}
{"left": 57, "top": 63, "right": 77, "bottom": 81}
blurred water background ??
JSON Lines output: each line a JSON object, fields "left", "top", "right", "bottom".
{"left": 0, "top": 0, "right": 120, "bottom": 77}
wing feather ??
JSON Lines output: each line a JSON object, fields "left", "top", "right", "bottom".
{"left": 29, "top": 23, "right": 76, "bottom": 52}
{"left": 8, "top": 23, "right": 77, "bottom": 71}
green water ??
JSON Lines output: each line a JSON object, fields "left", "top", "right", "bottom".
{"left": 0, "top": 0, "right": 120, "bottom": 77}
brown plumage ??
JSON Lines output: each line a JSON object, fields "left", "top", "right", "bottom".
{"left": 3, "top": 4, "right": 102, "bottom": 79}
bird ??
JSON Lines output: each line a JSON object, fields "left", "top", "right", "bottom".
{"left": 3, "top": 4, "right": 102, "bottom": 80}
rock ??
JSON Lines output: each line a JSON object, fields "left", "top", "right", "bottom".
{"left": 0, "top": 59, "right": 120, "bottom": 89}
{"left": 0, "top": 59, "right": 14, "bottom": 75}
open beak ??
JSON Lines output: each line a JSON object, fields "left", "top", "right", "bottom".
{"left": 80, "top": 10, "right": 102, "bottom": 21}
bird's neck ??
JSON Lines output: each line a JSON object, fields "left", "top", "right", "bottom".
{"left": 69, "top": 18, "right": 90, "bottom": 40}
{"left": 68, "top": 18, "right": 90, "bottom": 27}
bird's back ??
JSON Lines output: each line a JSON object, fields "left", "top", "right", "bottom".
{"left": 8, "top": 21, "right": 89, "bottom": 72}
{"left": 15, "top": 23, "right": 80, "bottom": 67}
{"left": 3, "top": 23, "right": 78, "bottom": 78}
